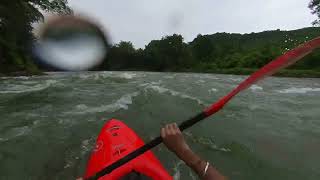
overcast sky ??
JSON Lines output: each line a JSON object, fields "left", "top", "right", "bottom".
{"left": 68, "top": 0, "right": 316, "bottom": 48}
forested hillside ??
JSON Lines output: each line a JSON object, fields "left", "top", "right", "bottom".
{"left": 103, "top": 27, "right": 320, "bottom": 77}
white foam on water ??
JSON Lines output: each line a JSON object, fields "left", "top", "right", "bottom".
{"left": 63, "top": 163, "right": 71, "bottom": 169}
{"left": 172, "top": 160, "right": 197, "bottom": 180}
{"left": 70, "top": 92, "right": 139, "bottom": 114}
{"left": 0, "top": 126, "right": 31, "bottom": 142}
{"left": 230, "top": 77, "right": 244, "bottom": 82}
{"left": 139, "top": 81, "right": 162, "bottom": 87}
{"left": 185, "top": 132, "right": 231, "bottom": 152}
{"left": 0, "top": 80, "right": 57, "bottom": 94}
{"left": 11, "top": 126, "right": 31, "bottom": 137}
{"left": 79, "top": 73, "right": 106, "bottom": 80}
{"left": 118, "top": 72, "right": 137, "bottom": 79}
{"left": 0, "top": 137, "right": 8, "bottom": 142}
{"left": 20, "top": 81, "right": 37, "bottom": 85}
{"left": 173, "top": 160, "right": 184, "bottom": 180}
{"left": 163, "top": 75, "right": 174, "bottom": 79}
{"left": 0, "top": 76, "right": 30, "bottom": 80}
{"left": 79, "top": 72, "right": 137, "bottom": 80}
{"left": 80, "top": 138, "right": 95, "bottom": 155}
{"left": 197, "top": 79, "right": 206, "bottom": 83}
{"left": 32, "top": 120, "right": 41, "bottom": 126}
{"left": 277, "top": 87, "right": 320, "bottom": 94}
{"left": 75, "top": 104, "right": 88, "bottom": 110}
{"left": 207, "top": 75, "right": 220, "bottom": 80}
{"left": 144, "top": 85, "right": 204, "bottom": 105}
{"left": 78, "top": 73, "right": 92, "bottom": 80}
{"left": 147, "top": 85, "right": 168, "bottom": 94}
{"left": 250, "top": 85, "right": 263, "bottom": 91}
{"left": 248, "top": 104, "right": 260, "bottom": 111}
{"left": 192, "top": 74, "right": 220, "bottom": 80}
{"left": 99, "top": 72, "right": 137, "bottom": 79}
{"left": 188, "top": 171, "right": 197, "bottom": 180}
{"left": 208, "top": 88, "right": 218, "bottom": 93}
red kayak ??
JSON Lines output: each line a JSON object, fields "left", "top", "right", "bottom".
{"left": 84, "top": 119, "right": 172, "bottom": 180}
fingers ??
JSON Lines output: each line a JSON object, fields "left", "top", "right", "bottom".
{"left": 165, "top": 124, "right": 171, "bottom": 132}
{"left": 172, "top": 123, "right": 180, "bottom": 133}
{"left": 161, "top": 123, "right": 180, "bottom": 136}
{"left": 161, "top": 127, "right": 166, "bottom": 138}
{"left": 172, "top": 123, "right": 178, "bottom": 128}
{"left": 169, "top": 123, "right": 180, "bottom": 134}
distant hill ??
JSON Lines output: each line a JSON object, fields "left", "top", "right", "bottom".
{"left": 1, "top": 27, "right": 319, "bottom": 77}
{"left": 189, "top": 27, "right": 320, "bottom": 69}
{"left": 102, "top": 27, "right": 320, "bottom": 77}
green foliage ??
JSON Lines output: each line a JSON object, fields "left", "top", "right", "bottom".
{"left": 309, "top": 0, "right": 320, "bottom": 25}
{"left": 105, "top": 34, "right": 194, "bottom": 72}
{"left": 0, "top": 0, "right": 71, "bottom": 75}
{"left": 144, "top": 34, "right": 194, "bottom": 71}
{"left": 104, "top": 41, "right": 137, "bottom": 70}
{"left": 190, "top": 34, "right": 215, "bottom": 62}
{"left": 104, "top": 27, "right": 320, "bottom": 77}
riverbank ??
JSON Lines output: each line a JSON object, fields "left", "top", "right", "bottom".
{"left": 0, "top": 70, "right": 45, "bottom": 77}
{"left": 1, "top": 68, "right": 319, "bottom": 78}
{"left": 194, "top": 68, "right": 320, "bottom": 78}
{"left": 116, "top": 68, "right": 320, "bottom": 78}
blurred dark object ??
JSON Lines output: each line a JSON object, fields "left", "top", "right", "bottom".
{"left": 33, "top": 15, "right": 109, "bottom": 71}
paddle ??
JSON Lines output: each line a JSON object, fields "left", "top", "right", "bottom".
{"left": 86, "top": 37, "right": 320, "bottom": 180}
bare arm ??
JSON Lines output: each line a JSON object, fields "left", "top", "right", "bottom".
{"left": 161, "top": 123, "right": 227, "bottom": 180}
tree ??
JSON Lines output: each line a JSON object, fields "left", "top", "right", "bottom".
{"left": 0, "top": 0, "right": 72, "bottom": 43}
{"left": 105, "top": 41, "right": 137, "bottom": 70}
{"left": 190, "top": 34, "right": 215, "bottom": 62}
{"left": 144, "top": 34, "right": 194, "bottom": 71}
{"left": 309, "top": 0, "right": 320, "bottom": 25}
{"left": 0, "top": 0, "right": 72, "bottom": 74}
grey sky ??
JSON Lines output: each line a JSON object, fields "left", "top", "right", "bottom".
{"left": 68, "top": 0, "right": 316, "bottom": 48}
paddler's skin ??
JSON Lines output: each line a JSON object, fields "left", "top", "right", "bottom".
{"left": 161, "top": 123, "right": 227, "bottom": 180}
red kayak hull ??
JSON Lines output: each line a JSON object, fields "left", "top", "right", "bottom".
{"left": 84, "top": 119, "right": 172, "bottom": 180}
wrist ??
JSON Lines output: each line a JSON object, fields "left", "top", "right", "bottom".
{"left": 175, "top": 145, "right": 190, "bottom": 154}
{"left": 174, "top": 147, "right": 193, "bottom": 161}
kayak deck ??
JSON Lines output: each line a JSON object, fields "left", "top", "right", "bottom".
{"left": 84, "top": 119, "right": 172, "bottom": 180}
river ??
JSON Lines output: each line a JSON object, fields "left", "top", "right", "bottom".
{"left": 0, "top": 71, "right": 319, "bottom": 180}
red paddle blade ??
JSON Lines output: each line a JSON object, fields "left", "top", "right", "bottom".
{"left": 205, "top": 37, "right": 320, "bottom": 116}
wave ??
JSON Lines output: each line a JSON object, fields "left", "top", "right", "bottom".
{"left": 0, "top": 80, "right": 57, "bottom": 94}
{"left": 79, "top": 72, "right": 137, "bottom": 80}
{"left": 230, "top": 77, "right": 244, "bottom": 82}
{"left": 69, "top": 92, "right": 139, "bottom": 114}
{"left": 250, "top": 85, "right": 263, "bottom": 91}
{"left": 163, "top": 75, "right": 174, "bottom": 79}
{"left": 184, "top": 132, "right": 231, "bottom": 152}
{"left": 143, "top": 84, "right": 204, "bottom": 105}
{"left": 139, "top": 81, "right": 162, "bottom": 87}
{"left": 0, "top": 126, "right": 31, "bottom": 142}
{"left": 80, "top": 138, "right": 95, "bottom": 155}
{"left": 208, "top": 88, "right": 218, "bottom": 93}
{"left": 191, "top": 74, "right": 219, "bottom": 80}
{"left": 116, "top": 72, "right": 137, "bottom": 79}
{"left": 172, "top": 160, "right": 184, "bottom": 180}
{"left": 172, "top": 160, "right": 197, "bottom": 180}
{"left": 277, "top": 87, "right": 320, "bottom": 94}
{"left": 0, "top": 76, "right": 30, "bottom": 80}
{"left": 196, "top": 80, "right": 205, "bottom": 83}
